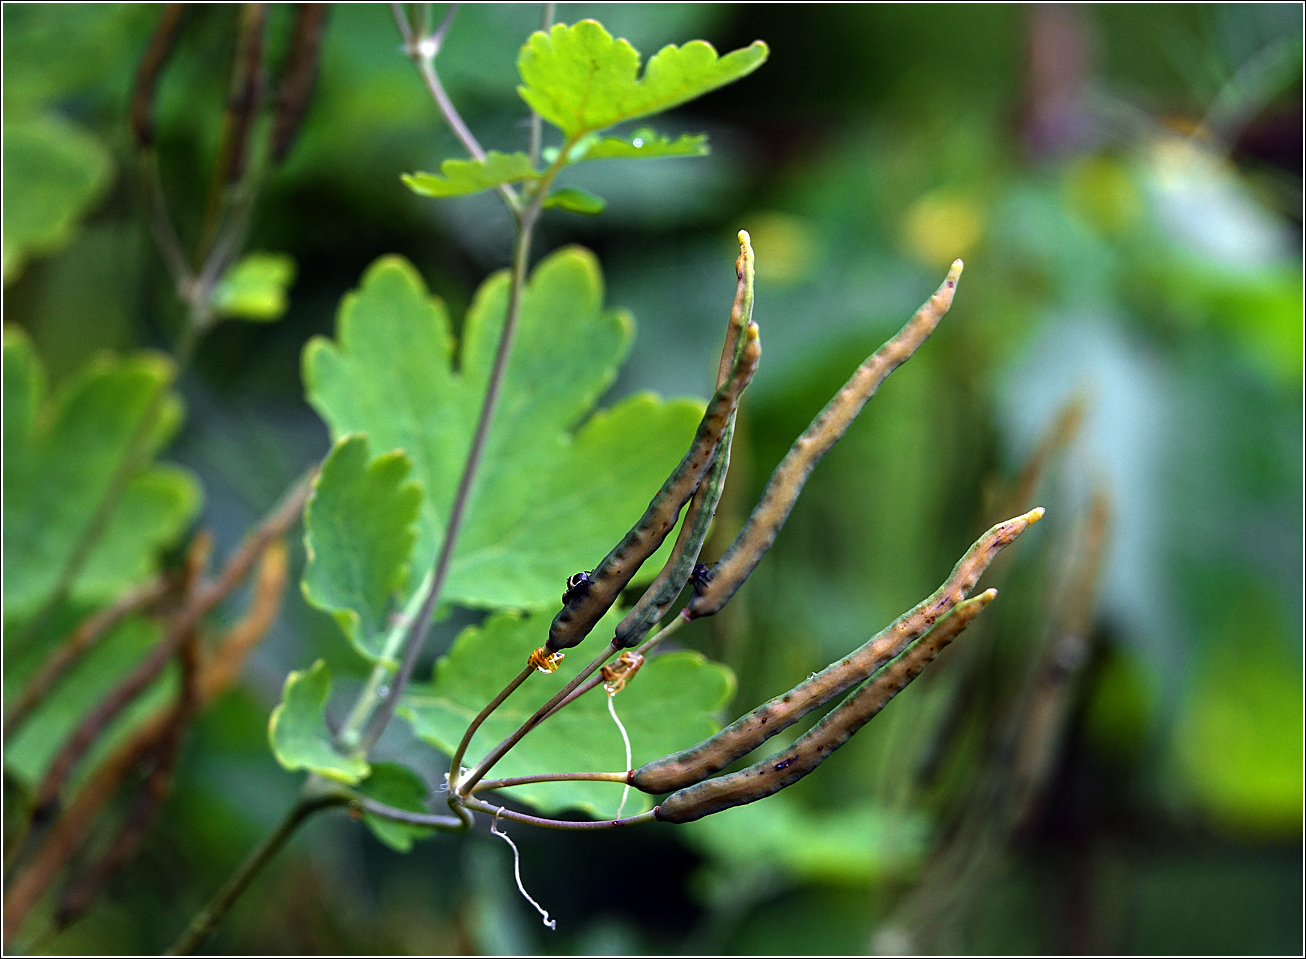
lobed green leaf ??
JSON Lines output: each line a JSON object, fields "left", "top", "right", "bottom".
{"left": 303, "top": 249, "right": 702, "bottom": 613}
{"left": 517, "top": 20, "right": 767, "bottom": 141}
{"left": 399, "top": 608, "right": 735, "bottom": 819}
{"left": 2, "top": 327, "right": 201, "bottom": 627}
{"left": 402, "top": 151, "right": 538, "bottom": 199}
{"left": 268, "top": 659, "right": 370, "bottom": 784}
{"left": 2, "top": 114, "right": 113, "bottom": 284}
{"left": 301, "top": 435, "right": 422, "bottom": 664}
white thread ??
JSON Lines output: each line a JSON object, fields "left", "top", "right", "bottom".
{"left": 607, "top": 692, "right": 633, "bottom": 819}
{"left": 491, "top": 808, "right": 556, "bottom": 930}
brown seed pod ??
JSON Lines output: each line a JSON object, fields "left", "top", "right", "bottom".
{"left": 546, "top": 321, "right": 761, "bottom": 652}
{"left": 688, "top": 260, "right": 964, "bottom": 621}
{"left": 632, "top": 509, "right": 1041, "bottom": 794}
{"left": 654, "top": 589, "right": 997, "bottom": 824}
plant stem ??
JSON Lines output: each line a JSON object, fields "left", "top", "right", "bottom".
{"left": 527, "top": 3, "right": 556, "bottom": 167}
{"left": 533, "top": 613, "right": 690, "bottom": 721}
{"left": 448, "top": 665, "right": 534, "bottom": 777}
{"left": 33, "top": 470, "right": 315, "bottom": 817}
{"left": 3, "top": 578, "right": 169, "bottom": 742}
{"left": 167, "top": 785, "right": 348, "bottom": 955}
{"left": 350, "top": 796, "right": 469, "bottom": 832}
{"left": 471, "top": 771, "right": 628, "bottom": 794}
{"left": 459, "top": 641, "right": 619, "bottom": 792}
{"left": 360, "top": 205, "right": 538, "bottom": 751}
{"left": 460, "top": 795, "right": 657, "bottom": 831}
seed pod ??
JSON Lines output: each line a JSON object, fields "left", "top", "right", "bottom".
{"left": 613, "top": 232, "right": 755, "bottom": 649}
{"left": 547, "top": 321, "right": 761, "bottom": 652}
{"left": 655, "top": 589, "right": 997, "bottom": 824}
{"left": 632, "top": 508, "right": 1041, "bottom": 794}
{"left": 688, "top": 260, "right": 964, "bottom": 621}
{"left": 270, "top": 4, "right": 329, "bottom": 163}
{"left": 129, "top": 4, "right": 187, "bottom": 149}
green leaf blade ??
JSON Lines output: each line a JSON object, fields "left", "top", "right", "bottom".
{"left": 581, "top": 129, "right": 710, "bottom": 161}
{"left": 542, "top": 186, "right": 607, "bottom": 215}
{"left": 2, "top": 329, "right": 201, "bottom": 626}
{"left": 212, "top": 252, "right": 297, "bottom": 322}
{"left": 517, "top": 21, "right": 767, "bottom": 140}
{"left": 268, "top": 659, "right": 370, "bottom": 784}
{"left": 304, "top": 248, "right": 702, "bottom": 613}
{"left": 357, "top": 762, "right": 435, "bottom": 851}
{"left": 2, "top": 114, "right": 113, "bottom": 284}
{"left": 302, "top": 435, "right": 422, "bottom": 664}
{"left": 399, "top": 608, "right": 735, "bottom": 818}
{"left": 402, "top": 151, "right": 538, "bottom": 199}
{"left": 3, "top": 612, "right": 176, "bottom": 790}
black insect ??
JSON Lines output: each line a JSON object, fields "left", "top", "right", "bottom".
{"left": 561, "top": 570, "right": 593, "bottom": 605}
{"left": 689, "top": 563, "right": 714, "bottom": 593}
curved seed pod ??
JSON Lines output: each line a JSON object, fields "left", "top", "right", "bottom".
{"left": 271, "top": 4, "right": 329, "bottom": 163}
{"left": 547, "top": 321, "right": 761, "bottom": 652}
{"left": 655, "top": 589, "right": 997, "bottom": 824}
{"left": 716, "top": 231, "right": 756, "bottom": 387}
{"left": 220, "top": 3, "right": 267, "bottom": 186}
{"left": 687, "top": 260, "right": 964, "bottom": 621}
{"left": 613, "top": 232, "right": 755, "bottom": 649}
{"left": 129, "top": 4, "right": 187, "bottom": 148}
{"left": 632, "top": 508, "right": 1041, "bottom": 794}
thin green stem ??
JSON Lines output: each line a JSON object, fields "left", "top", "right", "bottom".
{"left": 459, "top": 641, "right": 620, "bottom": 793}
{"left": 361, "top": 201, "right": 540, "bottom": 751}
{"left": 532, "top": 612, "right": 690, "bottom": 725}
{"left": 350, "top": 795, "right": 466, "bottom": 832}
{"left": 460, "top": 795, "right": 657, "bottom": 831}
{"left": 391, "top": 3, "right": 520, "bottom": 209}
{"left": 471, "top": 771, "right": 629, "bottom": 794}
{"left": 167, "top": 784, "right": 348, "bottom": 955}
{"left": 447, "top": 665, "right": 534, "bottom": 779}
{"left": 635, "top": 606, "right": 688, "bottom": 657}
{"left": 527, "top": 2, "right": 556, "bottom": 167}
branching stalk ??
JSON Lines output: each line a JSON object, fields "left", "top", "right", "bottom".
{"left": 33, "top": 470, "right": 314, "bottom": 818}
{"left": 471, "top": 771, "right": 629, "bottom": 794}
{"left": 459, "top": 641, "right": 623, "bottom": 793}
{"left": 459, "top": 796, "right": 657, "bottom": 831}
{"left": 167, "top": 785, "right": 349, "bottom": 955}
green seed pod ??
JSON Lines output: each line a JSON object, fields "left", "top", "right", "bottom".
{"left": 613, "top": 232, "right": 756, "bottom": 649}
{"left": 632, "top": 509, "right": 1040, "bottom": 794}
{"left": 655, "top": 589, "right": 996, "bottom": 824}
{"left": 547, "top": 321, "right": 761, "bottom": 652}
{"left": 688, "top": 260, "right": 964, "bottom": 621}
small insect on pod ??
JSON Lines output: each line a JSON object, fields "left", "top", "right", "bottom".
{"left": 561, "top": 570, "right": 593, "bottom": 605}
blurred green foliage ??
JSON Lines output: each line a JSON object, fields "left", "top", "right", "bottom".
{"left": 3, "top": 3, "right": 1301, "bottom": 955}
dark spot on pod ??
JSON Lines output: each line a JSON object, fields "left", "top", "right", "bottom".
{"left": 782, "top": 694, "right": 792, "bottom": 703}
{"left": 773, "top": 757, "right": 794, "bottom": 771}
{"left": 759, "top": 715, "right": 768, "bottom": 724}
{"left": 946, "top": 280, "right": 955, "bottom": 288}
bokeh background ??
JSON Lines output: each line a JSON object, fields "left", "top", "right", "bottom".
{"left": 3, "top": 3, "right": 1302, "bottom": 954}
